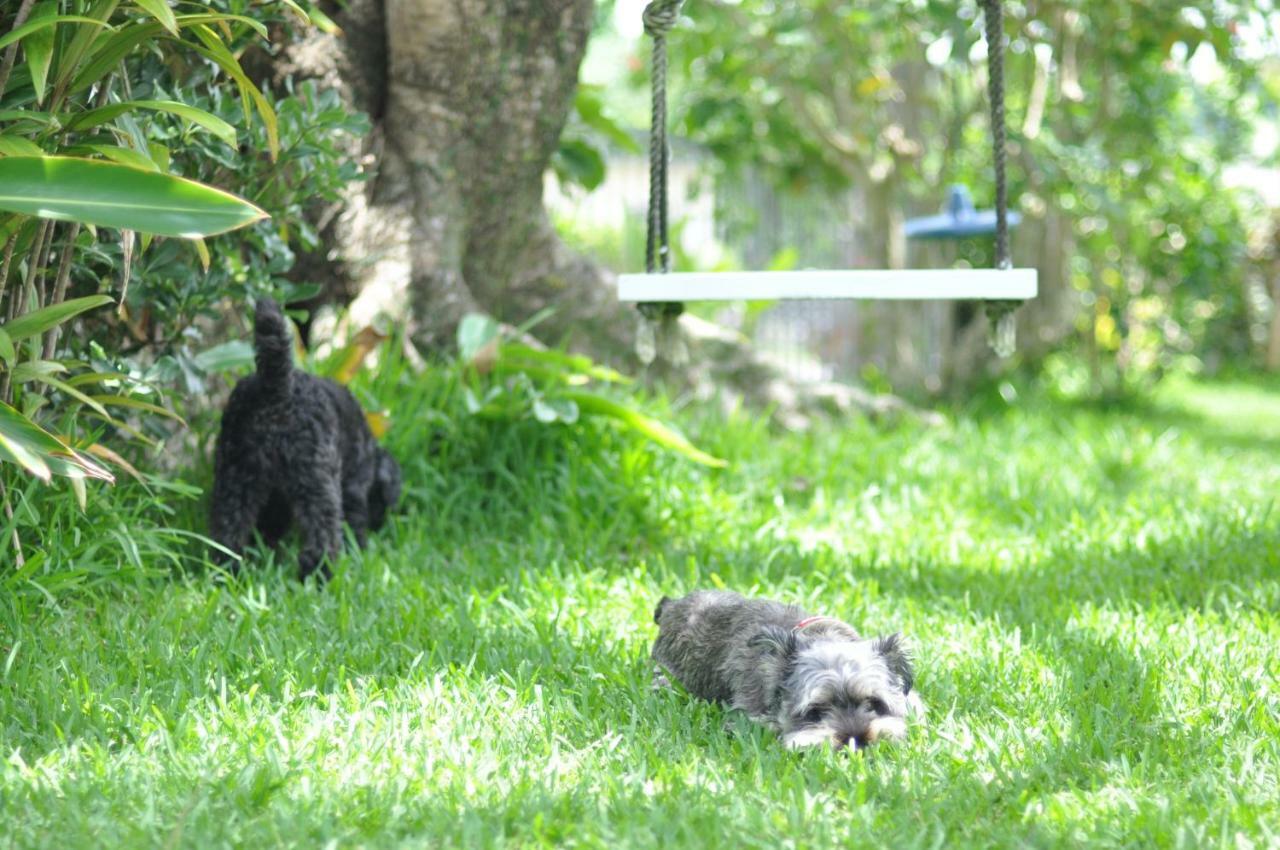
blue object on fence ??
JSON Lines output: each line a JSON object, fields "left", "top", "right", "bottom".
{"left": 904, "top": 184, "right": 1021, "bottom": 240}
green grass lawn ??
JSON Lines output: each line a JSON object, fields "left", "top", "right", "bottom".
{"left": 2, "top": 372, "right": 1279, "bottom": 849}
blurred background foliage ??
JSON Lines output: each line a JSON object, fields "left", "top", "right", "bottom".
{"left": 571, "top": 0, "right": 1280, "bottom": 397}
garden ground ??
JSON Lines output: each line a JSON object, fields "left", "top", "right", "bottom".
{"left": 2, "top": 372, "right": 1278, "bottom": 848}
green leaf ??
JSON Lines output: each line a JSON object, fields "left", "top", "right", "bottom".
{"left": 33, "top": 375, "right": 113, "bottom": 419}
{"left": 173, "top": 13, "right": 268, "bottom": 39}
{"left": 563, "top": 391, "right": 728, "bottom": 468}
{"left": 0, "top": 14, "right": 110, "bottom": 52}
{"left": 0, "top": 329, "right": 13, "bottom": 366}
{"left": 50, "top": 0, "right": 122, "bottom": 96}
{"left": 131, "top": 0, "right": 178, "bottom": 35}
{"left": 499, "top": 343, "right": 632, "bottom": 384}
{"left": 70, "top": 100, "right": 237, "bottom": 148}
{"left": 0, "top": 157, "right": 268, "bottom": 238}
{"left": 553, "top": 138, "right": 606, "bottom": 191}
{"left": 23, "top": 1, "right": 59, "bottom": 105}
{"left": 193, "top": 340, "right": 254, "bottom": 373}
{"left": 533, "top": 396, "right": 580, "bottom": 424}
{"left": 574, "top": 85, "right": 641, "bottom": 154}
{"left": 125, "top": 100, "right": 238, "bottom": 149}
{"left": 190, "top": 27, "right": 279, "bottom": 158}
{"left": 88, "top": 394, "right": 187, "bottom": 427}
{"left": 278, "top": 0, "right": 341, "bottom": 34}
{"left": 458, "top": 314, "right": 500, "bottom": 362}
{"left": 67, "top": 144, "right": 160, "bottom": 172}
{"left": 1, "top": 295, "right": 113, "bottom": 342}
{"left": 10, "top": 360, "right": 67, "bottom": 383}
{"left": 0, "top": 137, "right": 44, "bottom": 157}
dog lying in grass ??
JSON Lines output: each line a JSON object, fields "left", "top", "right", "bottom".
{"left": 652, "top": 590, "right": 923, "bottom": 750}
{"left": 209, "top": 299, "right": 401, "bottom": 579}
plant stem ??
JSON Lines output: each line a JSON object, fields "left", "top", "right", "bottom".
{"left": 42, "top": 223, "right": 82, "bottom": 361}
{"left": 0, "top": 476, "right": 23, "bottom": 569}
{"left": 0, "top": 233, "right": 17, "bottom": 316}
{"left": 0, "top": 0, "right": 38, "bottom": 102}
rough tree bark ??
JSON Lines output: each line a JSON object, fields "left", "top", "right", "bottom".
{"left": 285, "top": 0, "right": 625, "bottom": 355}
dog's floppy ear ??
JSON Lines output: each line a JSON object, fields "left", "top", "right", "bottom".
{"left": 748, "top": 625, "right": 799, "bottom": 660}
{"left": 874, "top": 633, "right": 915, "bottom": 695}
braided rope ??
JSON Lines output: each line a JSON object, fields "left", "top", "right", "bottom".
{"left": 979, "top": 0, "right": 1019, "bottom": 356}
{"left": 640, "top": 0, "right": 685, "bottom": 330}
{"left": 980, "top": 0, "right": 1010, "bottom": 270}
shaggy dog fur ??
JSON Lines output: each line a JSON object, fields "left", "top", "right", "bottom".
{"left": 209, "top": 299, "right": 401, "bottom": 579}
{"left": 652, "top": 590, "right": 922, "bottom": 750}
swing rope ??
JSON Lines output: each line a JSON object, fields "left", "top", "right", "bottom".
{"left": 635, "top": 0, "right": 1022, "bottom": 359}
{"left": 979, "top": 0, "right": 1020, "bottom": 356}
{"left": 636, "top": 0, "right": 686, "bottom": 363}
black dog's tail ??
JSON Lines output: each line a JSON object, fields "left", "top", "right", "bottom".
{"left": 253, "top": 298, "right": 293, "bottom": 394}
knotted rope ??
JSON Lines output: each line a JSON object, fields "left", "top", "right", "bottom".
{"left": 980, "top": 0, "right": 1020, "bottom": 357}
{"left": 636, "top": 0, "right": 687, "bottom": 363}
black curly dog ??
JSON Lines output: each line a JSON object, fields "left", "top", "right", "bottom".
{"left": 209, "top": 299, "right": 401, "bottom": 579}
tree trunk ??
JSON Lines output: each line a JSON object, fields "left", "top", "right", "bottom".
{"left": 291, "top": 0, "right": 624, "bottom": 354}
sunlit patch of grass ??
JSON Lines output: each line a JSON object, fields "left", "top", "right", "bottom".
{"left": 2, "top": 374, "right": 1280, "bottom": 848}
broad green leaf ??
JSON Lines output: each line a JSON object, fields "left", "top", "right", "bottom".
{"left": 0, "top": 157, "right": 268, "bottom": 238}
{"left": 85, "top": 442, "right": 143, "bottom": 482}
{"left": 0, "top": 401, "right": 68, "bottom": 480}
{"left": 0, "top": 14, "right": 110, "bottom": 52}
{"left": 533, "top": 396, "right": 580, "bottom": 424}
{"left": 131, "top": 0, "right": 178, "bottom": 34}
{"left": 499, "top": 343, "right": 632, "bottom": 384}
{"left": 278, "top": 0, "right": 341, "bottom": 34}
{"left": 70, "top": 100, "right": 237, "bottom": 148}
{"left": 34, "top": 375, "right": 113, "bottom": 419}
{"left": 10, "top": 360, "right": 68, "bottom": 382}
{"left": 1, "top": 295, "right": 113, "bottom": 342}
{"left": 50, "top": 0, "right": 122, "bottom": 97}
{"left": 458, "top": 314, "right": 500, "bottom": 362}
{"left": 125, "top": 100, "right": 238, "bottom": 148}
{"left": 68, "top": 23, "right": 160, "bottom": 95}
{"left": 0, "top": 137, "right": 45, "bottom": 157}
{"left": 192, "top": 340, "right": 254, "bottom": 373}
{"left": 68, "top": 144, "right": 160, "bottom": 172}
{"left": 88, "top": 394, "right": 187, "bottom": 426}
{"left": 192, "top": 236, "right": 210, "bottom": 271}
{"left": 0, "top": 329, "right": 13, "bottom": 366}
{"left": 564, "top": 391, "right": 728, "bottom": 468}
{"left": 23, "top": 2, "right": 58, "bottom": 105}
{"left": 69, "top": 474, "right": 87, "bottom": 511}
{"left": 0, "top": 428, "right": 51, "bottom": 480}
{"left": 190, "top": 27, "right": 278, "bottom": 158}
{"left": 574, "top": 85, "right": 641, "bottom": 154}
{"left": 173, "top": 13, "right": 268, "bottom": 39}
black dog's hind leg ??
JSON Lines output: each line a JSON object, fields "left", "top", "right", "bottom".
{"left": 342, "top": 481, "right": 370, "bottom": 548}
{"left": 291, "top": 471, "right": 344, "bottom": 580}
{"left": 209, "top": 466, "right": 270, "bottom": 569}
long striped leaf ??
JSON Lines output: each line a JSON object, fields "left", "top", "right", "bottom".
{"left": 88, "top": 394, "right": 187, "bottom": 427}
{"left": 0, "top": 402, "right": 112, "bottom": 482}
{"left": 23, "top": 1, "right": 58, "bottom": 104}
{"left": 563, "top": 392, "right": 728, "bottom": 468}
{"left": 0, "top": 295, "right": 113, "bottom": 342}
{"left": 0, "top": 14, "right": 110, "bottom": 51}
{"left": 132, "top": 0, "right": 178, "bottom": 34}
{"left": 0, "top": 157, "right": 268, "bottom": 238}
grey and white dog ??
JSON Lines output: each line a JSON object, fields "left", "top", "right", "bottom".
{"left": 651, "top": 590, "right": 923, "bottom": 750}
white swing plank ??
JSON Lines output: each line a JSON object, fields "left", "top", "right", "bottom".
{"left": 617, "top": 268, "right": 1038, "bottom": 302}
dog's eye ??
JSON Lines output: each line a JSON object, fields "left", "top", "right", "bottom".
{"left": 867, "top": 698, "right": 890, "bottom": 716}
{"left": 801, "top": 707, "right": 825, "bottom": 725}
